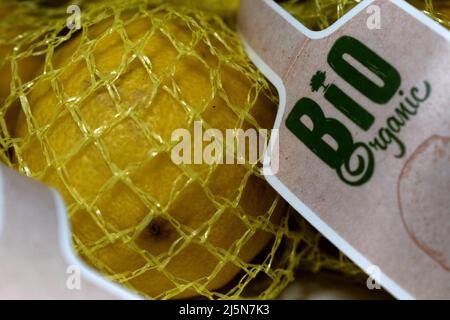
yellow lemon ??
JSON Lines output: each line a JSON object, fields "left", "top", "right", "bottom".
{"left": 0, "top": 2, "right": 42, "bottom": 104}
{"left": 0, "top": 1, "right": 43, "bottom": 142}
{"left": 14, "top": 4, "right": 285, "bottom": 298}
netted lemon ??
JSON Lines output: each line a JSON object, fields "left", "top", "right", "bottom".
{"left": 14, "top": 3, "right": 286, "bottom": 299}
{"left": 0, "top": 2, "right": 43, "bottom": 105}
{"left": 0, "top": 1, "right": 46, "bottom": 163}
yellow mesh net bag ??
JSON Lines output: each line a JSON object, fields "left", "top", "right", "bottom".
{"left": 0, "top": 0, "right": 447, "bottom": 300}
{"left": 279, "top": 0, "right": 450, "bottom": 30}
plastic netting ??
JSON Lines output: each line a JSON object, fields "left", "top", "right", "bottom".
{"left": 279, "top": 0, "right": 450, "bottom": 30}
{"left": 0, "top": 0, "right": 447, "bottom": 300}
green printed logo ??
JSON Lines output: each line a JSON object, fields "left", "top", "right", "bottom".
{"left": 286, "top": 36, "right": 431, "bottom": 186}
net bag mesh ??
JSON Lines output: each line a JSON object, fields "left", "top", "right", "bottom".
{"left": 0, "top": 0, "right": 447, "bottom": 299}
{"left": 279, "top": 0, "right": 450, "bottom": 31}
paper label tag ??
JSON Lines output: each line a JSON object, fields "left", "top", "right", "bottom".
{"left": 238, "top": 0, "right": 450, "bottom": 299}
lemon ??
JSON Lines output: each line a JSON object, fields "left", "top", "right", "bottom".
{"left": 0, "top": 2, "right": 43, "bottom": 140}
{"left": 0, "top": 2, "right": 42, "bottom": 104}
{"left": 14, "top": 5, "right": 285, "bottom": 298}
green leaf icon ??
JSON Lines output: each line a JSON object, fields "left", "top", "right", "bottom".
{"left": 310, "top": 70, "right": 329, "bottom": 93}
